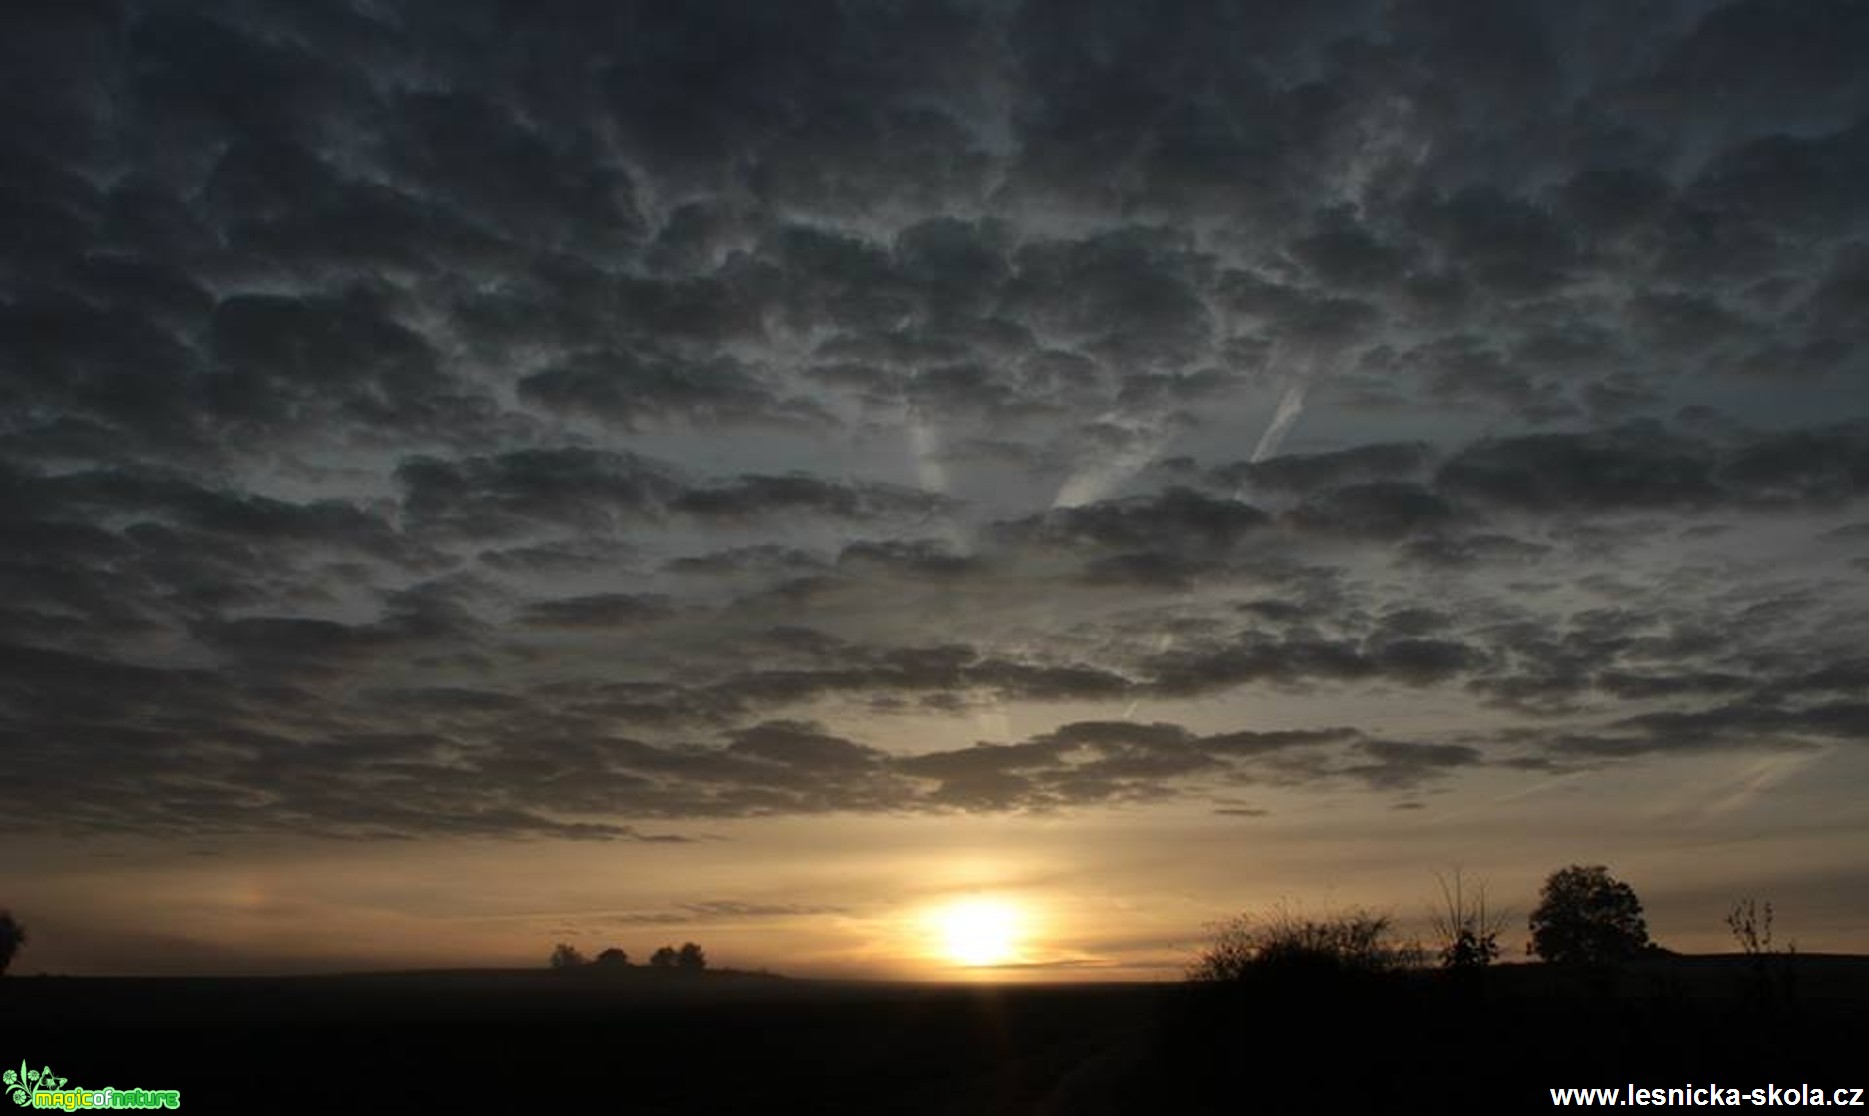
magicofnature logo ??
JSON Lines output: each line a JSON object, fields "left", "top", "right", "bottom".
{"left": 5, "top": 1062, "right": 180, "bottom": 1110}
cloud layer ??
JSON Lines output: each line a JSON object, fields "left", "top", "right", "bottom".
{"left": 3, "top": 0, "right": 1868, "bottom": 840}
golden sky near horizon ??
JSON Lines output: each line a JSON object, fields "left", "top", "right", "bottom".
{"left": 6, "top": 0, "right": 1869, "bottom": 979}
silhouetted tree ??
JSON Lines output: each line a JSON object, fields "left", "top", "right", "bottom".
{"left": 677, "top": 941, "right": 707, "bottom": 971}
{"left": 1528, "top": 865, "right": 1649, "bottom": 965}
{"left": 549, "top": 943, "right": 587, "bottom": 969}
{"left": 0, "top": 911, "right": 23, "bottom": 976}
{"left": 650, "top": 945, "right": 679, "bottom": 968}
{"left": 594, "top": 947, "right": 630, "bottom": 967}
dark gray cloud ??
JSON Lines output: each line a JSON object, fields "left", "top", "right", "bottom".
{"left": 1288, "top": 481, "right": 1459, "bottom": 539}
{"left": 672, "top": 474, "right": 954, "bottom": 522}
{"left": 889, "top": 718, "right": 1386, "bottom": 810}
{"left": 1214, "top": 443, "right": 1433, "bottom": 495}
{"left": 520, "top": 593, "right": 674, "bottom": 629}
{"left": 516, "top": 350, "right": 826, "bottom": 431}
{"left": 395, "top": 449, "right": 682, "bottom": 538}
{"left": 726, "top": 720, "right": 888, "bottom": 773}
{"left": 1343, "top": 739, "right": 1485, "bottom": 790}
{"left": 1510, "top": 694, "right": 1869, "bottom": 765}
{"left": 393, "top": 448, "right": 953, "bottom": 541}
{"left": 1438, "top": 421, "right": 1869, "bottom": 511}
{"left": 4, "top": 0, "right": 1868, "bottom": 841}
{"left": 993, "top": 488, "right": 1269, "bottom": 555}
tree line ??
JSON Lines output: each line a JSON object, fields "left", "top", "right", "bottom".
{"left": 549, "top": 941, "right": 708, "bottom": 972}
{"left": 1190, "top": 863, "right": 1788, "bottom": 982}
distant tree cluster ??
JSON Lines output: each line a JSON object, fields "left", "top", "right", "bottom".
{"left": 653, "top": 942, "right": 707, "bottom": 971}
{"left": 548, "top": 941, "right": 707, "bottom": 972}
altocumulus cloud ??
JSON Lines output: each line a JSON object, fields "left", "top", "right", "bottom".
{"left": 2, "top": 0, "right": 1868, "bottom": 840}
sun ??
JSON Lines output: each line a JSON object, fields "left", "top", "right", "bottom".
{"left": 931, "top": 897, "right": 1024, "bottom": 967}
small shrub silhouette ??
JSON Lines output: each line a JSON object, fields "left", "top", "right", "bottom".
{"left": 1725, "top": 898, "right": 1775, "bottom": 957}
{"left": 1428, "top": 869, "right": 1505, "bottom": 970}
{"left": 0, "top": 912, "right": 23, "bottom": 977}
{"left": 1727, "top": 898, "right": 1796, "bottom": 1009}
{"left": 1189, "top": 904, "right": 1401, "bottom": 986}
{"left": 549, "top": 943, "right": 587, "bottom": 970}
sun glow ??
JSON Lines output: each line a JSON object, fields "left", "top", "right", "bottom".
{"left": 930, "top": 897, "right": 1025, "bottom": 967}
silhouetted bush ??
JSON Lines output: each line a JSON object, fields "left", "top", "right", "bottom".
{"left": 1429, "top": 869, "right": 1505, "bottom": 970}
{"left": 1528, "top": 865, "right": 1650, "bottom": 965}
{"left": 549, "top": 943, "right": 587, "bottom": 970}
{"left": 1189, "top": 904, "right": 1402, "bottom": 985}
{"left": 650, "top": 945, "right": 679, "bottom": 968}
{"left": 1727, "top": 898, "right": 1797, "bottom": 1009}
{"left": 1726, "top": 899, "right": 1776, "bottom": 957}
{"left": 0, "top": 911, "right": 23, "bottom": 976}
{"left": 594, "top": 947, "right": 630, "bottom": 967}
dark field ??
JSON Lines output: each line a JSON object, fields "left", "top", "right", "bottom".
{"left": 3, "top": 958, "right": 1865, "bottom": 1113}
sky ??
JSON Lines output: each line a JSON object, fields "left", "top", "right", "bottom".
{"left": 3, "top": 0, "right": 1868, "bottom": 980}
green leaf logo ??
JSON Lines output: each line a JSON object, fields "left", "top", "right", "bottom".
{"left": 5, "top": 1061, "right": 62, "bottom": 1107}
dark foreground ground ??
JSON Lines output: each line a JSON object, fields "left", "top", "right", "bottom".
{"left": 3, "top": 956, "right": 1864, "bottom": 1113}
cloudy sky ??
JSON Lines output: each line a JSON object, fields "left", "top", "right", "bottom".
{"left": 4, "top": 0, "right": 1868, "bottom": 978}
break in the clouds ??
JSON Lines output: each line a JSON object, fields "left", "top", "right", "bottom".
{"left": 4, "top": 0, "right": 1869, "bottom": 847}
